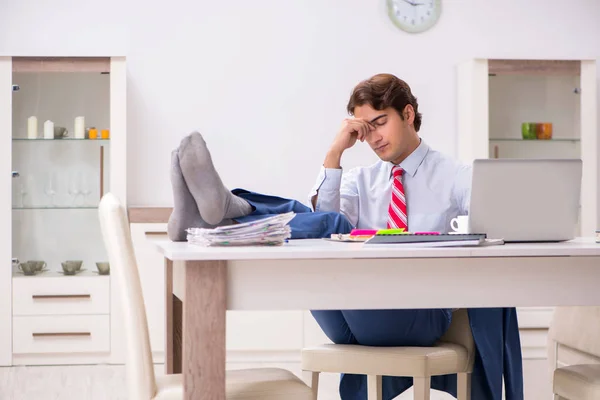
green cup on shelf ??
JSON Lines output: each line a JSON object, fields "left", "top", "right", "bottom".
{"left": 521, "top": 123, "right": 537, "bottom": 140}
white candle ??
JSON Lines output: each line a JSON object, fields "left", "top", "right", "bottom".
{"left": 27, "top": 116, "right": 37, "bottom": 139}
{"left": 43, "top": 120, "right": 54, "bottom": 139}
{"left": 74, "top": 116, "right": 85, "bottom": 139}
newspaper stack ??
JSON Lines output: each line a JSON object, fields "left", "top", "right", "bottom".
{"left": 186, "top": 212, "right": 296, "bottom": 247}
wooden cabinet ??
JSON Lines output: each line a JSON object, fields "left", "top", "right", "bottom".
{"left": 0, "top": 56, "right": 126, "bottom": 366}
{"left": 457, "top": 58, "right": 598, "bottom": 237}
{"left": 456, "top": 58, "right": 598, "bottom": 369}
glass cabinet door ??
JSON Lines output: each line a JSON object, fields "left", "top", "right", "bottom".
{"left": 486, "top": 60, "right": 583, "bottom": 236}
{"left": 12, "top": 63, "right": 112, "bottom": 278}
{"left": 488, "top": 60, "right": 581, "bottom": 160}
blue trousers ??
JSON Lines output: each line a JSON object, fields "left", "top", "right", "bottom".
{"left": 232, "top": 188, "right": 354, "bottom": 238}
{"left": 233, "top": 189, "right": 457, "bottom": 400}
{"left": 311, "top": 309, "right": 453, "bottom": 400}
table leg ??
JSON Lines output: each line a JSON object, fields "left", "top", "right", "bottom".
{"left": 183, "top": 260, "right": 226, "bottom": 400}
{"left": 165, "top": 258, "right": 184, "bottom": 375}
{"left": 173, "top": 295, "right": 183, "bottom": 373}
{"left": 164, "top": 258, "right": 174, "bottom": 374}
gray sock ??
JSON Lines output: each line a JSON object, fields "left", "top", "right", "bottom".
{"left": 178, "top": 132, "right": 252, "bottom": 225}
{"left": 167, "top": 149, "right": 233, "bottom": 241}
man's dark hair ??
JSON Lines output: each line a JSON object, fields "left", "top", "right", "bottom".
{"left": 347, "top": 73, "right": 422, "bottom": 132}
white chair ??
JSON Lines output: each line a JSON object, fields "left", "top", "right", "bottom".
{"left": 301, "top": 308, "right": 475, "bottom": 400}
{"left": 548, "top": 307, "right": 600, "bottom": 400}
{"left": 98, "top": 193, "right": 313, "bottom": 400}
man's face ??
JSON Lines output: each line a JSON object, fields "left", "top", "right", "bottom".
{"left": 353, "top": 104, "right": 414, "bottom": 164}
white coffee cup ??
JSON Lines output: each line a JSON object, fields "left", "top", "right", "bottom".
{"left": 450, "top": 215, "right": 469, "bottom": 234}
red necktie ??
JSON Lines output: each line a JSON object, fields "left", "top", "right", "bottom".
{"left": 387, "top": 166, "right": 408, "bottom": 230}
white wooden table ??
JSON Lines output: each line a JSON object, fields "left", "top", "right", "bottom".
{"left": 153, "top": 237, "right": 600, "bottom": 400}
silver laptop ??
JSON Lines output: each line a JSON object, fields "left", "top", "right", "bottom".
{"left": 469, "top": 159, "right": 582, "bottom": 242}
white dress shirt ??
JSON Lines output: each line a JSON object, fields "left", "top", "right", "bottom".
{"left": 308, "top": 140, "right": 472, "bottom": 233}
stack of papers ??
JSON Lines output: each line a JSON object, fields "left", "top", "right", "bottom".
{"left": 186, "top": 212, "right": 296, "bottom": 246}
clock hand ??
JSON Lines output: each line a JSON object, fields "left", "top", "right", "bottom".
{"left": 402, "top": 0, "right": 425, "bottom": 5}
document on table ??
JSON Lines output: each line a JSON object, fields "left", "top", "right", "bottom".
{"left": 186, "top": 212, "right": 296, "bottom": 246}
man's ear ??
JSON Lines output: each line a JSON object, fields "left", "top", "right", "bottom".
{"left": 403, "top": 105, "right": 415, "bottom": 125}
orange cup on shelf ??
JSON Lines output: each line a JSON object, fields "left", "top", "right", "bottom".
{"left": 88, "top": 128, "right": 98, "bottom": 139}
{"left": 536, "top": 123, "right": 553, "bottom": 140}
{"left": 101, "top": 129, "right": 110, "bottom": 139}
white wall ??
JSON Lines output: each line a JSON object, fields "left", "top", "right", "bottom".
{"left": 1, "top": 0, "right": 599, "bottom": 207}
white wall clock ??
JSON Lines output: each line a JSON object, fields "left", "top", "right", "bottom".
{"left": 387, "top": 0, "right": 442, "bottom": 34}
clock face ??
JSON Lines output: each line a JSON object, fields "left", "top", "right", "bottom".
{"left": 387, "top": 0, "right": 442, "bottom": 33}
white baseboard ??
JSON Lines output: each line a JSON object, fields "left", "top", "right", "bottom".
{"left": 12, "top": 353, "right": 112, "bottom": 366}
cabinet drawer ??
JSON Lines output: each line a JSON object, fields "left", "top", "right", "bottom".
{"left": 13, "top": 315, "right": 110, "bottom": 354}
{"left": 13, "top": 275, "right": 109, "bottom": 316}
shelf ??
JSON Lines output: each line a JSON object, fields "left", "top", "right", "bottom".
{"left": 488, "top": 59, "right": 581, "bottom": 76}
{"left": 12, "top": 57, "right": 111, "bottom": 73}
{"left": 12, "top": 269, "right": 108, "bottom": 278}
{"left": 12, "top": 206, "right": 97, "bottom": 210}
{"left": 12, "top": 138, "right": 109, "bottom": 142}
{"left": 489, "top": 138, "right": 580, "bottom": 142}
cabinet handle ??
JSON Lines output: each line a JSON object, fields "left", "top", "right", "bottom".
{"left": 32, "top": 332, "right": 91, "bottom": 338}
{"left": 145, "top": 231, "right": 167, "bottom": 236}
{"left": 32, "top": 294, "right": 91, "bottom": 300}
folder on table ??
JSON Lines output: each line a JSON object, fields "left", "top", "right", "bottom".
{"left": 364, "top": 233, "right": 487, "bottom": 247}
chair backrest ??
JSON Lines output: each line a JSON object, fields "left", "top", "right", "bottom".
{"left": 548, "top": 307, "right": 600, "bottom": 368}
{"left": 99, "top": 193, "right": 157, "bottom": 400}
{"left": 440, "top": 309, "right": 476, "bottom": 370}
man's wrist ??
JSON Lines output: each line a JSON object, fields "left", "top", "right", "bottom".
{"left": 324, "top": 148, "right": 343, "bottom": 169}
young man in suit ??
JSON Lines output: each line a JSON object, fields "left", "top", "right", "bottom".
{"left": 167, "top": 74, "right": 523, "bottom": 400}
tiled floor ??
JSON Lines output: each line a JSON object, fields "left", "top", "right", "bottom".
{"left": 0, "top": 362, "right": 455, "bottom": 400}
